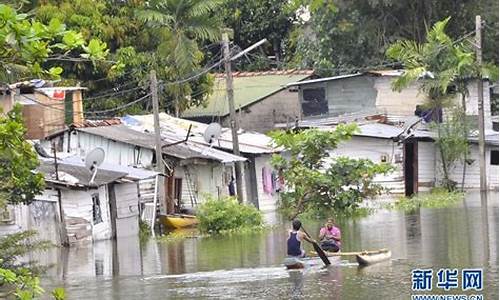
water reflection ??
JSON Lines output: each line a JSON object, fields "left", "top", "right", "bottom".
{"left": 40, "top": 191, "right": 498, "bottom": 299}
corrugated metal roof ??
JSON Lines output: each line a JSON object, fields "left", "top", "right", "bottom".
{"left": 76, "top": 125, "right": 246, "bottom": 163}
{"left": 286, "top": 69, "right": 407, "bottom": 86}
{"left": 366, "top": 70, "right": 405, "bottom": 77}
{"left": 72, "top": 119, "right": 122, "bottom": 128}
{"left": 38, "top": 159, "right": 127, "bottom": 187}
{"left": 127, "top": 114, "right": 277, "bottom": 154}
{"left": 286, "top": 73, "right": 362, "bottom": 86}
{"left": 356, "top": 123, "right": 404, "bottom": 139}
{"left": 182, "top": 72, "right": 313, "bottom": 118}
{"left": 213, "top": 69, "right": 313, "bottom": 78}
{"left": 60, "top": 155, "right": 159, "bottom": 180}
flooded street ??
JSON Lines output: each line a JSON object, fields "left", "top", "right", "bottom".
{"left": 40, "top": 192, "right": 498, "bottom": 299}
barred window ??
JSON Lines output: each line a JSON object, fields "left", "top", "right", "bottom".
{"left": 92, "top": 193, "right": 103, "bottom": 224}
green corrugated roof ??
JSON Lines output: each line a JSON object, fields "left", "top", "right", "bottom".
{"left": 182, "top": 72, "right": 312, "bottom": 118}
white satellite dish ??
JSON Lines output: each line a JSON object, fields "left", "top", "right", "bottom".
{"left": 203, "top": 123, "right": 222, "bottom": 144}
{"left": 84, "top": 147, "right": 105, "bottom": 186}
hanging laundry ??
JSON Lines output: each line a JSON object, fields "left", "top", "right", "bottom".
{"left": 262, "top": 167, "right": 273, "bottom": 194}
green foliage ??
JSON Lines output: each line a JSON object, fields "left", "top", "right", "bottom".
{"left": 0, "top": 105, "right": 45, "bottom": 207}
{"left": 287, "top": 0, "right": 498, "bottom": 74}
{"left": 0, "top": 267, "right": 44, "bottom": 299}
{"left": 222, "top": 0, "right": 296, "bottom": 68}
{"left": 136, "top": 0, "right": 221, "bottom": 115}
{"left": 197, "top": 196, "right": 264, "bottom": 234}
{"left": 0, "top": 3, "right": 108, "bottom": 82}
{"left": 430, "top": 108, "right": 471, "bottom": 190}
{"left": 270, "top": 125, "right": 393, "bottom": 218}
{"left": 389, "top": 188, "right": 464, "bottom": 212}
{"left": 139, "top": 219, "right": 151, "bottom": 245}
{"left": 0, "top": 230, "right": 52, "bottom": 272}
{"left": 385, "top": 18, "right": 492, "bottom": 191}
{"left": 51, "top": 287, "right": 66, "bottom": 300}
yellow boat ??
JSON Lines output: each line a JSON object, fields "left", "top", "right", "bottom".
{"left": 160, "top": 214, "right": 199, "bottom": 229}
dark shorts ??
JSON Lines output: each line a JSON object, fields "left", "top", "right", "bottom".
{"left": 320, "top": 240, "right": 340, "bottom": 252}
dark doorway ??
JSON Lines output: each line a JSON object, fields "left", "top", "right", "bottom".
{"left": 174, "top": 178, "right": 182, "bottom": 209}
{"left": 404, "top": 141, "right": 418, "bottom": 196}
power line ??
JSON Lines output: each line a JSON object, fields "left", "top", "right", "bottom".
{"left": 84, "top": 85, "right": 145, "bottom": 101}
{"left": 84, "top": 93, "right": 152, "bottom": 115}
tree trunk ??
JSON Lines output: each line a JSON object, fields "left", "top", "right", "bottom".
{"left": 437, "top": 122, "right": 451, "bottom": 191}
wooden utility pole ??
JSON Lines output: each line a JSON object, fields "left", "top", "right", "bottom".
{"left": 52, "top": 142, "right": 69, "bottom": 246}
{"left": 475, "top": 15, "right": 487, "bottom": 193}
{"left": 222, "top": 30, "right": 244, "bottom": 203}
{"left": 150, "top": 70, "right": 169, "bottom": 219}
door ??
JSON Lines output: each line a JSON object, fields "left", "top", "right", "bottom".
{"left": 404, "top": 141, "right": 418, "bottom": 196}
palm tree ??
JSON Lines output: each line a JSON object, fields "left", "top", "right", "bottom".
{"left": 386, "top": 18, "right": 477, "bottom": 191}
{"left": 137, "top": 0, "right": 221, "bottom": 116}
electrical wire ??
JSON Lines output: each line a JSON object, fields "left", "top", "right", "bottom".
{"left": 84, "top": 93, "right": 152, "bottom": 115}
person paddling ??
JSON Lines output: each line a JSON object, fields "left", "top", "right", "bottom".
{"left": 318, "top": 218, "right": 341, "bottom": 252}
{"left": 287, "top": 219, "right": 316, "bottom": 258}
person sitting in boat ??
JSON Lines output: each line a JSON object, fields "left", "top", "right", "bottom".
{"left": 318, "top": 218, "right": 341, "bottom": 252}
{"left": 287, "top": 219, "right": 316, "bottom": 258}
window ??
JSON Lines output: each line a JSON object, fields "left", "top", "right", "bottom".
{"left": 92, "top": 193, "right": 103, "bottom": 224}
{"left": 302, "top": 88, "right": 328, "bottom": 117}
{"left": 491, "top": 150, "right": 499, "bottom": 165}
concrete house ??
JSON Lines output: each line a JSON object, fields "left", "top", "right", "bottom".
{"left": 182, "top": 70, "right": 314, "bottom": 133}
{"left": 125, "top": 114, "right": 282, "bottom": 212}
{"left": 285, "top": 70, "right": 492, "bottom": 130}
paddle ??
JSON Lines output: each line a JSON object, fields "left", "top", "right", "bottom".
{"left": 301, "top": 226, "right": 331, "bottom": 266}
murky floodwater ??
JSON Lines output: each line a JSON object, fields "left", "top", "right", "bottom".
{"left": 40, "top": 192, "right": 498, "bottom": 299}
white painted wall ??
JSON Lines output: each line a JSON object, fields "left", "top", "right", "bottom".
{"left": 417, "top": 141, "right": 437, "bottom": 191}
{"left": 113, "top": 182, "right": 140, "bottom": 238}
{"left": 436, "top": 144, "right": 499, "bottom": 189}
{"left": 41, "top": 131, "right": 154, "bottom": 168}
{"left": 254, "top": 154, "right": 280, "bottom": 212}
{"left": 61, "top": 186, "right": 112, "bottom": 241}
{"left": 0, "top": 189, "right": 60, "bottom": 243}
{"left": 174, "top": 162, "right": 233, "bottom": 208}
{"left": 374, "top": 77, "right": 426, "bottom": 116}
{"left": 333, "top": 136, "right": 405, "bottom": 192}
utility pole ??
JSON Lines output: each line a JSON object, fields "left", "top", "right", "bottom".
{"left": 475, "top": 15, "right": 487, "bottom": 195}
{"left": 222, "top": 30, "right": 244, "bottom": 203}
{"left": 52, "top": 142, "right": 69, "bottom": 246}
{"left": 150, "top": 70, "right": 169, "bottom": 219}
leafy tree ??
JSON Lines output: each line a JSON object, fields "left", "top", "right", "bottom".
{"left": 221, "top": 0, "right": 296, "bottom": 69}
{"left": 0, "top": 3, "right": 108, "bottom": 83}
{"left": 270, "top": 124, "right": 392, "bottom": 218}
{"left": 287, "top": 0, "right": 498, "bottom": 75}
{"left": 0, "top": 105, "right": 45, "bottom": 207}
{"left": 136, "top": 0, "right": 221, "bottom": 116}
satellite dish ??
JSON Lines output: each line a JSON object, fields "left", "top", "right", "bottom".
{"left": 203, "top": 123, "right": 222, "bottom": 144}
{"left": 84, "top": 147, "right": 105, "bottom": 186}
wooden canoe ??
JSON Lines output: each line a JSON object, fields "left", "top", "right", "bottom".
{"left": 284, "top": 256, "right": 340, "bottom": 270}
{"left": 159, "top": 214, "right": 199, "bottom": 229}
{"left": 309, "top": 248, "right": 391, "bottom": 266}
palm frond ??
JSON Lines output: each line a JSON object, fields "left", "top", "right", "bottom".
{"left": 185, "top": 15, "right": 220, "bottom": 41}
{"left": 188, "top": 0, "right": 222, "bottom": 18}
{"left": 135, "top": 8, "right": 174, "bottom": 27}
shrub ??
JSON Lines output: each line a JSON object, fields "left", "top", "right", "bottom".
{"left": 390, "top": 188, "right": 464, "bottom": 212}
{"left": 197, "top": 196, "right": 264, "bottom": 233}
